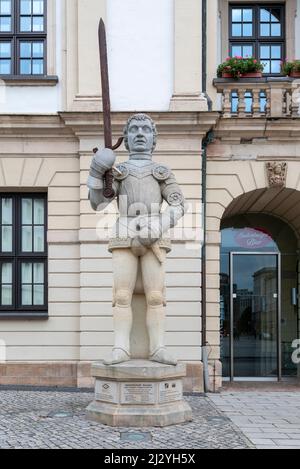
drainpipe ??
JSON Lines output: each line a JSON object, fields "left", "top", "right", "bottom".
{"left": 201, "top": 130, "right": 214, "bottom": 393}
{"left": 201, "top": 0, "right": 214, "bottom": 393}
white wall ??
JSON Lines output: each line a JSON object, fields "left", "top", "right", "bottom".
{"left": 0, "top": 84, "right": 59, "bottom": 114}
{"left": 0, "top": 0, "right": 61, "bottom": 114}
{"left": 107, "top": 0, "right": 174, "bottom": 111}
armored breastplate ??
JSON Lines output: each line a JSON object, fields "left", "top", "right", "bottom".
{"left": 113, "top": 160, "right": 171, "bottom": 217}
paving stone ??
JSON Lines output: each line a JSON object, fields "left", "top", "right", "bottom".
{"left": 209, "top": 391, "right": 300, "bottom": 449}
{"left": 0, "top": 390, "right": 252, "bottom": 449}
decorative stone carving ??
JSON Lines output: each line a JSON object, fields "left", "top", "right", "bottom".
{"left": 266, "top": 162, "right": 287, "bottom": 188}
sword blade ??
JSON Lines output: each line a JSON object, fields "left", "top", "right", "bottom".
{"left": 99, "top": 18, "right": 112, "bottom": 149}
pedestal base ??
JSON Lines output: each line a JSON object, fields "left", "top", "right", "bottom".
{"left": 86, "top": 360, "right": 193, "bottom": 427}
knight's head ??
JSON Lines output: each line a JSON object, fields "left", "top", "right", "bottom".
{"left": 123, "top": 113, "right": 157, "bottom": 159}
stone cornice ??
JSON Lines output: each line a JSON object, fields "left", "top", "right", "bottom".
{"left": 214, "top": 117, "right": 300, "bottom": 141}
{"left": 0, "top": 114, "right": 74, "bottom": 138}
{"left": 59, "top": 111, "right": 219, "bottom": 138}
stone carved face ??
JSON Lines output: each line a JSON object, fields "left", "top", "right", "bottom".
{"left": 126, "top": 117, "right": 155, "bottom": 156}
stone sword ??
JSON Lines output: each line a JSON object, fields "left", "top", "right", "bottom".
{"left": 94, "top": 18, "right": 124, "bottom": 198}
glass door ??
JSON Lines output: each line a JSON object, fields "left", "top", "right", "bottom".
{"left": 229, "top": 253, "right": 281, "bottom": 380}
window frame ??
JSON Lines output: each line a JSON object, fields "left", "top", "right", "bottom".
{"left": 229, "top": 2, "right": 286, "bottom": 76}
{"left": 0, "top": 193, "right": 48, "bottom": 317}
{"left": 0, "top": 0, "right": 47, "bottom": 77}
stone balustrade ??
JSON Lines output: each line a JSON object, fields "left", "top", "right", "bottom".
{"left": 213, "top": 77, "right": 300, "bottom": 119}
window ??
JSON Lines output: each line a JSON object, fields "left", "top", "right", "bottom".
{"left": 0, "top": 0, "right": 46, "bottom": 76}
{"left": 229, "top": 3, "right": 285, "bottom": 75}
{"left": 0, "top": 194, "right": 47, "bottom": 316}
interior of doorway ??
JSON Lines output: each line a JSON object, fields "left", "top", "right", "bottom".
{"left": 220, "top": 213, "right": 300, "bottom": 382}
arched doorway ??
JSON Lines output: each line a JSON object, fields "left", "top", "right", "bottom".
{"left": 220, "top": 210, "right": 299, "bottom": 381}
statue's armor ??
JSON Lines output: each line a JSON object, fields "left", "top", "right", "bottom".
{"left": 99, "top": 159, "right": 184, "bottom": 252}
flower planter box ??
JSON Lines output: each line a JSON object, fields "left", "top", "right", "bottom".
{"left": 289, "top": 71, "right": 300, "bottom": 78}
{"left": 222, "top": 71, "right": 263, "bottom": 79}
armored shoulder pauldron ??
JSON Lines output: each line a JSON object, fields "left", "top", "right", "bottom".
{"left": 113, "top": 162, "right": 171, "bottom": 182}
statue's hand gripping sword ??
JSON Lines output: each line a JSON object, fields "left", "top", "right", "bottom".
{"left": 94, "top": 19, "right": 124, "bottom": 199}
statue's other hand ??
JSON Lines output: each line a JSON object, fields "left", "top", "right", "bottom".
{"left": 136, "top": 216, "right": 161, "bottom": 245}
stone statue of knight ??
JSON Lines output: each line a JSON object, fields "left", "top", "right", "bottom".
{"left": 87, "top": 113, "right": 185, "bottom": 366}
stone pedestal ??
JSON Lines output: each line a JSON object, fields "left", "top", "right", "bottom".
{"left": 86, "top": 360, "right": 193, "bottom": 427}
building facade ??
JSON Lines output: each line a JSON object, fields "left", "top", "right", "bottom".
{"left": 0, "top": 0, "right": 299, "bottom": 391}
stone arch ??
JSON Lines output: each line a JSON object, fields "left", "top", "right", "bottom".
{"left": 205, "top": 159, "right": 300, "bottom": 386}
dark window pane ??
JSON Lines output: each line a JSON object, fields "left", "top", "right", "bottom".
{"left": 0, "top": 16, "right": 11, "bottom": 31}
{"left": 271, "top": 24, "right": 281, "bottom": 36}
{"left": 2, "top": 284, "right": 12, "bottom": 305}
{"left": 2, "top": 225, "right": 12, "bottom": 251}
{"left": 34, "top": 199, "right": 44, "bottom": 224}
{"left": 32, "top": 58, "right": 43, "bottom": 74}
{"left": 34, "top": 225, "right": 44, "bottom": 251}
{"left": 20, "top": 16, "right": 32, "bottom": 32}
{"left": 271, "top": 60, "right": 281, "bottom": 73}
{"left": 232, "top": 23, "right": 242, "bottom": 36}
{"left": 22, "top": 199, "right": 32, "bottom": 224}
{"left": 271, "top": 45, "right": 281, "bottom": 59}
{"left": 0, "top": 58, "right": 10, "bottom": 73}
{"left": 20, "top": 42, "right": 31, "bottom": 58}
{"left": 261, "top": 23, "right": 270, "bottom": 36}
{"left": 232, "top": 9, "right": 242, "bottom": 22}
{"left": 243, "top": 9, "right": 253, "bottom": 21}
{"left": 34, "top": 284, "right": 43, "bottom": 305}
{"left": 0, "top": 0, "right": 11, "bottom": 15}
{"left": 33, "top": 0, "right": 44, "bottom": 15}
{"left": 2, "top": 198, "right": 12, "bottom": 224}
{"left": 22, "top": 263, "right": 32, "bottom": 284}
{"left": 32, "top": 42, "right": 43, "bottom": 58}
{"left": 243, "top": 23, "right": 252, "bottom": 36}
{"left": 1, "top": 261, "right": 13, "bottom": 305}
{"left": 2, "top": 263, "right": 12, "bottom": 283}
{"left": 260, "top": 8, "right": 270, "bottom": 22}
{"left": 0, "top": 42, "right": 10, "bottom": 58}
{"left": 260, "top": 46, "right": 270, "bottom": 59}
{"left": 32, "top": 16, "right": 43, "bottom": 32}
{"left": 22, "top": 284, "right": 32, "bottom": 305}
{"left": 22, "top": 225, "right": 32, "bottom": 251}
{"left": 34, "top": 263, "right": 44, "bottom": 283}
{"left": 20, "top": 0, "right": 31, "bottom": 15}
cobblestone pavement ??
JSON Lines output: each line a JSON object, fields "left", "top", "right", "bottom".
{"left": 0, "top": 389, "right": 252, "bottom": 449}
{"left": 208, "top": 391, "right": 300, "bottom": 449}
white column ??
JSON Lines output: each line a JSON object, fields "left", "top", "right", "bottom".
{"left": 169, "top": 0, "right": 207, "bottom": 111}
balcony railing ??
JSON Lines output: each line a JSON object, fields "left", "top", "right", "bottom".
{"left": 213, "top": 77, "right": 300, "bottom": 119}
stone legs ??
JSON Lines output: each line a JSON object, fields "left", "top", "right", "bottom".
{"left": 104, "top": 247, "right": 177, "bottom": 366}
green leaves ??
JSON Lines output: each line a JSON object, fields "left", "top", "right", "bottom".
{"left": 281, "top": 60, "right": 300, "bottom": 76}
{"left": 217, "top": 56, "right": 264, "bottom": 79}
